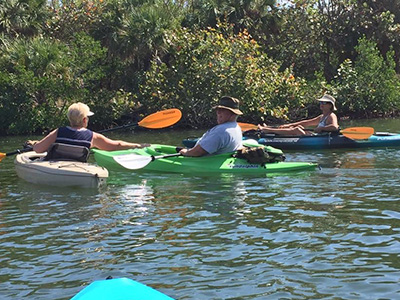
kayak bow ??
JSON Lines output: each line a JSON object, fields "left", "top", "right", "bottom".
{"left": 71, "top": 277, "right": 174, "bottom": 300}
{"left": 14, "top": 151, "right": 108, "bottom": 188}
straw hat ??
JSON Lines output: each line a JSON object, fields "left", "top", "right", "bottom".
{"left": 213, "top": 96, "right": 243, "bottom": 115}
{"left": 317, "top": 94, "right": 337, "bottom": 111}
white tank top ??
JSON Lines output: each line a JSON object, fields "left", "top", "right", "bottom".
{"left": 318, "top": 114, "right": 330, "bottom": 128}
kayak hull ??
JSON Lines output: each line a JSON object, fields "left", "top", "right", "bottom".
{"left": 71, "top": 277, "right": 174, "bottom": 300}
{"left": 14, "top": 151, "right": 108, "bottom": 188}
{"left": 255, "top": 132, "right": 400, "bottom": 150}
{"left": 93, "top": 144, "right": 317, "bottom": 174}
{"left": 183, "top": 132, "right": 400, "bottom": 150}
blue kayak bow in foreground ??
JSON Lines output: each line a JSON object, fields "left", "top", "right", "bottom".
{"left": 71, "top": 277, "right": 175, "bottom": 300}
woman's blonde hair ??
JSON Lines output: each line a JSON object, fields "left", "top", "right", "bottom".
{"left": 67, "top": 102, "right": 94, "bottom": 127}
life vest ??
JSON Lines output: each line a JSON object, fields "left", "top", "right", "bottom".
{"left": 234, "top": 146, "right": 285, "bottom": 165}
{"left": 56, "top": 126, "right": 93, "bottom": 149}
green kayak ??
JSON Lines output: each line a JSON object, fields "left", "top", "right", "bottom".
{"left": 92, "top": 142, "right": 317, "bottom": 175}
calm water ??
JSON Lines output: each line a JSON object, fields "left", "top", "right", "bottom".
{"left": 1, "top": 119, "right": 400, "bottom": 299}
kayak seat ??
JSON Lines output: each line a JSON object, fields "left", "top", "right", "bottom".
{"left": 44, "top": 143, "right": 90, "bottom": 162}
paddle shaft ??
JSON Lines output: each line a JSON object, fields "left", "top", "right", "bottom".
{"left": 302, "top": 127, "right": 373, "bottom": 139}
{"left": 99, "top": 123, "right": 138, "bottom": 133}
{"left": 6, "top": 147, "right": 32, "bottom": 156}
{"left": 0, "top": 147, "right": 33, "bottom": 162}
{"left": 152, "top": 153, "right": 182, "bottom": 161}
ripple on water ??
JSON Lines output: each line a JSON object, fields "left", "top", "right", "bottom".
{"left": 0, "top": 143, "right": 400, "bottom": 299}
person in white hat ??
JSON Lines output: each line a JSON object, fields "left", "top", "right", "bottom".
{"left": 180, "top": 96, "right": 243, "bottom": 156}
{"left": 258, "top": 94, "right": 339, "bottom": 135}
{"left": 28, "top": 102, "right": 149, "bottom": 154}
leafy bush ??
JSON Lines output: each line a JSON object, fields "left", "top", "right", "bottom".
{"left": 0, "top": 37, "right": 72, "bottom": 134}
{"left": 333, "top": 37, "right": 400, "bottom": 118}
{"left": 136, "top": 23, "right": 322, "bottom": 128}
{"left": 0, "top": 33, "right": 119, "bottom": 134}
{"left": 45, "top": 0, "right": 103, "bottom": 41}
{"left": 0, "top": 0, "right": 48, "bottom": 41}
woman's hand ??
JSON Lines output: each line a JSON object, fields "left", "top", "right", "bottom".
{"left": 24, "top": 140, "right": 39, "bottom": 149}
{"left": 134, "top": 143, "right": 151, "bottom": 149}
{"left": 257, "top": 123, "right": 267, "bottom": 130}
{"left": 314, "top": 127, "right": 323, "bottom": 133}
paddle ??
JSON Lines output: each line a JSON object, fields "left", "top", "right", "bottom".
{"left": 339, "top": 127, "right": 374, "bottom": 139}
{"left": 0, "top": 108, "right": 182, "bottom": 163}
{"left": 99, "top": 108, "right": 182, "bottom": 133}
{"left": 238, "top": 122, "right": 374, "bottom": 140}
{"left": 238, "top": 122, "right": 257, "bottom": 131}
{"left": 113, "top": 153, "right": 182, "bottom": 170}
{"left": 0, "top": 147, "right": 32, "bottom": 162}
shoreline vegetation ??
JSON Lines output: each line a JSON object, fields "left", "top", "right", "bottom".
{"left": 1, "top": 0, "right": 400, "bottom": 135}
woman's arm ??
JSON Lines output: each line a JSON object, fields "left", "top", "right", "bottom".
{"left": 257, "top": 124, "right": 307, "bottom": 135}
{"left": 280, "top": 115, "right": 322, "bottom": 128}
{"left": 91, "top": 132, "right": 149, "bottom": 151}
{"left": 32, "top": 129, "right": 58, "bottom": 153}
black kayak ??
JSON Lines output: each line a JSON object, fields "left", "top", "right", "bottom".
{"left": 182, "top": 131, "right": 400, "bottom": 150}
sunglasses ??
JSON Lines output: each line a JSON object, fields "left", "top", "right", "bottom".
{"left": 319, "top": 101, "right": 331, "bottom": 105}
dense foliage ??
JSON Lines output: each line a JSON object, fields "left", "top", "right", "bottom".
{"left": 137, "top": 25, "right": 323, "bottom": 127}
{"left": 333, "top": 37, "right": 400, "bottom": 117}
{"left": 0, "top": 0, "right": 400, "bottom": 134}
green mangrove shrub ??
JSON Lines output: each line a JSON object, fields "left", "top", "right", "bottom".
{"left": 136, "top": 23, "right": 320, "bottom": 128}
{"left": 333, "top": 37, "right": 400, "bottom": 118}
{"left": 0, "top": 33, "right": 119, "bottom": 135}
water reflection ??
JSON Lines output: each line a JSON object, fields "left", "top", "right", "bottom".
{"left": 287, "top": 147, "right": 400, "bottom": 172}
{"left": 1, "top": 125, "right": 400, "bottom": 299}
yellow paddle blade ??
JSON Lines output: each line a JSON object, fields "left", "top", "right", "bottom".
{"left": 341, "top": 127, "right": 374, "bottom": 140}
{"left": 138, "top": 108, "right": 182, "bottom": 129}
{"left": 238, "top": 122, "right": 258, "bottom": 131}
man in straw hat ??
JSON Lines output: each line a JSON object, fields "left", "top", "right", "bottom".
{"left": 180, "top": 96, "right": 243, "bottom": 156}
{"left": 258, "top": 94, "right": 339, "bottom": 135}
{"left": 28, "top": 102, "right": 149, "bottom": 154}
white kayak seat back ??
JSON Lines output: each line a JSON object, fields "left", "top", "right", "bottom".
{"left": 44, "top": 143, "right": 90, "bottom": 162}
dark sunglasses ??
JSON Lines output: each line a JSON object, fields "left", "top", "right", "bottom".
{"left": 319, "top": 101, "right": 331, "bottom": 105}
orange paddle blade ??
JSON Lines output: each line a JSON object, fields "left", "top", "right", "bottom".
{"left": 238, "top": 122, "right": 258, "bottom": 131}
{"left": 0, "top": 153, "right": 6, "bottom": 162}
{"left": 341, "top": 127, "right": 374, "bottom": 140}
{"left": 138, "top": 108, "right": 182, "bottom": 129}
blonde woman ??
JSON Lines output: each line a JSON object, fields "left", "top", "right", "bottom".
{"left": 29, "top": 102, "right": 149, "bottom": 153}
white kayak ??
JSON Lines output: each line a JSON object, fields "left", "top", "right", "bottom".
{"left": 14, "top": 151, "right": 108, "bottom": 188}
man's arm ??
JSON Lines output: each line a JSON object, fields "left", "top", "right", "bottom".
{"left": 179, "top": 144, "right": 208, "bottom": 157}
